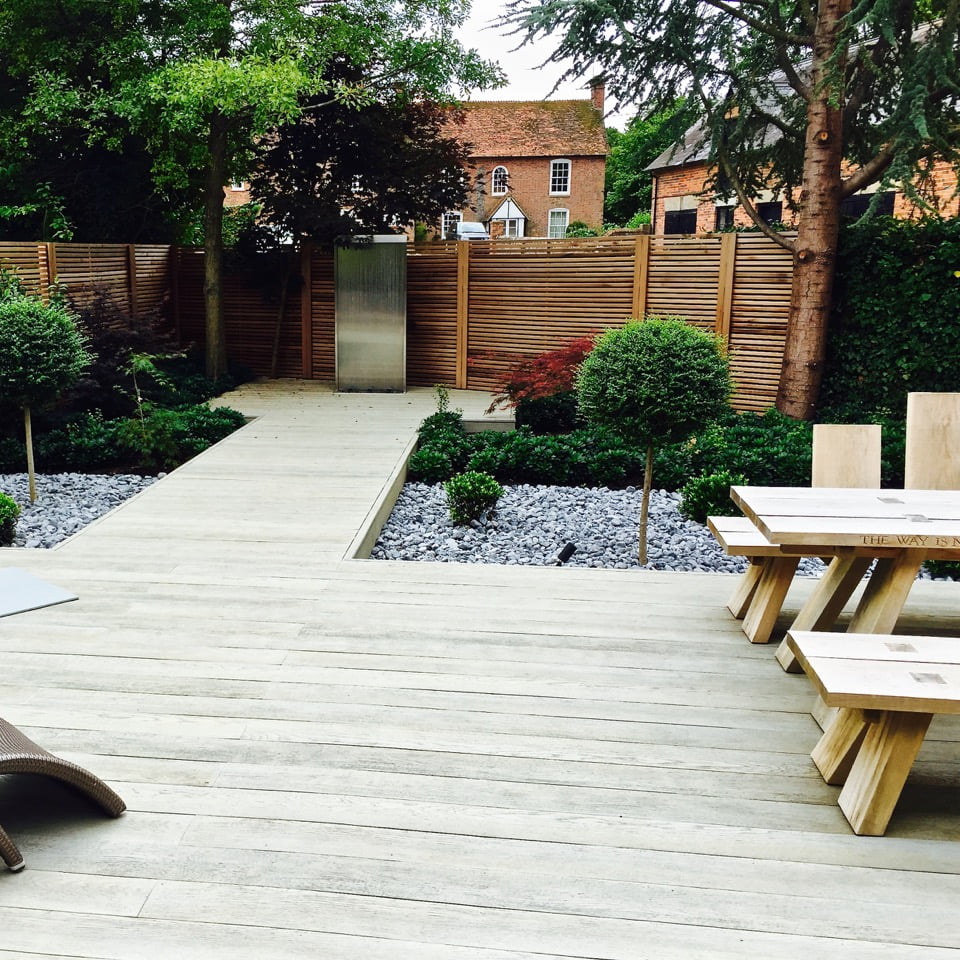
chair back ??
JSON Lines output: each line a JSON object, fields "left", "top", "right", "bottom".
{"left": 904, "top": 392, "right": 960, "bottom": 489}
{"left": 812, "top": 423, "right": 882, "bottom": 488}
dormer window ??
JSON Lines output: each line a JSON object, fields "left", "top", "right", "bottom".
{"left": 550, "top": 159, "right": 571, "bottom": 195}
{"left": 491, "top": 166, "right": 509, "bottom": 196}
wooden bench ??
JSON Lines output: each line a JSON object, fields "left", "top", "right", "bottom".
{"left": 708, "top": 515, "right": 812, "bottom": 641}
{"left": 786, "top": 629, "right": 960, "bottom": 835}
{"left": 708, "top": 423, "right": 882, "bottom": 647}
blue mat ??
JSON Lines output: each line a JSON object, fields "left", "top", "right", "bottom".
{"left": 0, "top": 568, "right": 78, "bottom": 618}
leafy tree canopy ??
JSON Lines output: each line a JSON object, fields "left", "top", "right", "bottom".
{"left": 504, "top": 0, "right": 960, "bottom": 418}
{"left": 604, "top": 99, "right": 698, "bottom": 226}
{"left": 0, "top": 0, "right": 504, "bottom": 378}
{"left": 505, "top": 0, "right": 960, "bottom": 212}
{"left": 244, "top": 56, "right": 473, "bottom": 245}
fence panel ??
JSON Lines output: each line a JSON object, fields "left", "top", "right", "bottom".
{"left": 464, "top": 237, "right": 637, "bottom": 391}
{"left": 728, "top": 234, "right": 795, "bottom": 411}
{"left": 175, "top": 247, "right": 304, "bottom": 376}
{"left": 644, "top": 235, "right": 723, "bottom": 330}
{"left": 407, "top": 242, "right": 459, "bottom": 387}
{"left": 134, "top": 245, "right": 173, "bottom": 317}
{"left": 0, "top": 242, "right": 48, "bottom": 294}
{"left": 309, "top": 248, "right": 335, "bottom": 380}
{"left": 52, "top": 243, "right": 131, "bottom": 311}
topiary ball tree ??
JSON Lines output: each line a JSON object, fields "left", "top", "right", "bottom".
{"left": 0, "top": 296, "right": 91, "bottom": 501}
{"left": 576, "top": 316, "right": 732, "bottom": 563}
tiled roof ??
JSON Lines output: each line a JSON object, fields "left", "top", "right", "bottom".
{"left": 450, "top": 100, "right": 608, "bottom": 159}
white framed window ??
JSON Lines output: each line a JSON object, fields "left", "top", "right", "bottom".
{"left": 441, "top": 210, "right": 462, "bottom": 240}
{"left": 503, "top": 218, "right": 523, "bottom": 238}
{"left": 548, "top": 208, "right": 569, "bottom": 239}
{"left": 229, "top": 181, "right": 246, "bottom": 191}
{"left": 549, "top": 159, "right": 571, "bottom": 195}
{"left": 491, "top": 166, "right": 509, "bottom": 196}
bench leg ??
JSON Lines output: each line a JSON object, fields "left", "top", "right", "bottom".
{"left": 741, "top": 556, "right": 799, "bottom": 644}
{"left": 838, "top": 711, "right": 933, "bottom": 836}
{"left": 811, "top": 707, "right": 871, "bottom": 785}
{"left": 775, "top": 552, "right": 872, "bottom": 672}
{"left": 727, "top": 560, "right": 765, "bottom": 619}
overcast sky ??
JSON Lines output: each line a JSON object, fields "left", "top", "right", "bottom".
{"left": 454, "top": 3, "right": 629, "bottom": 125}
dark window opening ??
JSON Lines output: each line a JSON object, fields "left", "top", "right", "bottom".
{"left": 664, "top": 209, "right": 697, "bottom": 234}
{"left": 756, "top": 201, "right": 783, "bottom": 224}
{"left": 840, "top": 191, "right": 895, "bottom": 218}
{"left": 715, "top": 205, "right": 735, "bottom": 231}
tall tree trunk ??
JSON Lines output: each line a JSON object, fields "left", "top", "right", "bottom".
{"left": 203, "top": 109, "right": 229, "bottom": 382}
{"left": 776, "top": 0, "right": 850, "bottom": 420}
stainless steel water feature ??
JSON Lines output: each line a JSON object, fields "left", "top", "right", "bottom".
{"left": 334, "top": 234, "right": 407, "bottom": 392}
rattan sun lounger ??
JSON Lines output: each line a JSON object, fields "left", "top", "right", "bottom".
{"left": 0, "top": 717, "right": 125, "bottom": 871}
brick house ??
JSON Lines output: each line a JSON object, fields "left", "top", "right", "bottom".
{"left": 442, "top": 82, "right": 609, "bottom": 240}
{"left": 647, "top": 118, "right": 960, "bottom": 234}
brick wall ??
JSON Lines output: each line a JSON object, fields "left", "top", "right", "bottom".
{"left": 463, "top": 154, "right": 607, "bottom": 237}
{"left": 653, "top": 159, "right": 960, "bottom": 232}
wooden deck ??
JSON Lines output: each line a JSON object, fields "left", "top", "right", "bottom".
{"left": 1, "top": 380, "right": 959, "bottom": 959}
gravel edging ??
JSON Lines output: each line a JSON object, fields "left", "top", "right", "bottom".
{"left": 371, "top": 482, "right": 832, "bottom": 574}
{"left": 0, "top": 473, "right": 159, "bottom": 548}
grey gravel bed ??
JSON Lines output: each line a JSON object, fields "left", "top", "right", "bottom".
{"left": 372, "top": 483, "right": 831, "bottom": 575}
{"left": 0, "top": 473, "right": 159, "bottom": 548}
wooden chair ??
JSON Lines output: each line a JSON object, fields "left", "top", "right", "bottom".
{"left": 0, "top": 717, "right": 125, "bottom": 871}
{"left": 711, "top": 423, "right": 882, "bottom": 646}
{"left": 905, "top": 392, "right": 960, "bottom": 489}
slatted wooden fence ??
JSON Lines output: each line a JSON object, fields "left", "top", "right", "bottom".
{"left": 0, "top": 236, "right": 794, "bottom": 410}
{"left": 0, "top": 241, "right": 172, "bottom": 319}
{"left": 403, "top": 234, "right": 795, "bottom": 411}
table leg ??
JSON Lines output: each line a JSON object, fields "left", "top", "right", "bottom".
{"left": 838, "top": 711, "right": 933, "bottom": 836}
{"left": 775, "top": 551, "right": 872, "bottom": 672}
{"left": 847, "top": 553, "right": 925, "bottom": 634}
{"left": 741, "top": 556, "right": 799, "bottom": 644}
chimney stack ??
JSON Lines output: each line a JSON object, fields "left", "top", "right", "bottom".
{"left": 589, "top": 76, "right": 605, "bottom": 113}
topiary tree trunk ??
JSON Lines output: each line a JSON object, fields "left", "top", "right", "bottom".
{"left": 0, "top": 295, "right": 91, "bottom": 502}
{"left": 576, "top": 317, "right": 732, "bottom": 564}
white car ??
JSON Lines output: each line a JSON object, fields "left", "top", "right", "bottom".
{"left": 455, "top": 222, "right": 490, "bottom": 240}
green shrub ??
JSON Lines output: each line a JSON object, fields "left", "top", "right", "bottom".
{"left": 679, "top": 470, "right": 748, "bottom": 524}
{"left": 417, "top": 410, "right": 466, "bottom": 445}
{"left": 565, "top": 221, "right": 600, "bottom": 238}
{"left": 115, "top": 404, "right": 246, "bottom": 471}
{"left": 35, "top": 412, "right": 121, "bottom": 471}
{"left": 0, "top": 491, "right": 19, "bottom": 546}
{"left": 821, "top": 217, "right": 960, "bottom": 422}
{"left": 656, "top": 409, "right": 812, "bottom": 489}
{"left": 924, "top": 559, "right": 960, "bottom": 581}
{"left": 0, "top": 436, "right": 24, "bottom": 472}
{"left": 515, "top": 391, "right": 580, "bottom": 434}
{"left": 444, "top": 471, "right": 504, "bottom": 525}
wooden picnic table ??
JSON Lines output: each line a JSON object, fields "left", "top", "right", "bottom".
{"left": 729, "top": 487, "right": 960, "bottom": 663}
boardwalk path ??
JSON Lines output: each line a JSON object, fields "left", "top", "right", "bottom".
{"left": 0, "top": 380, "right": 959, "bottom": 959}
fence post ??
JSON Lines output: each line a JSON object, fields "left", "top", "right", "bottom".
{"left": 300, "top": 241, "right": 313, "bottom": 379}
{"left": 715, "top": 232, "right": 737, "bottom": 347}
{"left": 631, "top": 234, "right": 650, "bottom": 319}
{"left": 456, "top": 240, "right": 470, "bottom": 388}
{"left": 43, "top": 243, "right": 58, "bottom": 302}
{"left": 126, "top": 244, "right": 138, "bottom": 317}
{"left": 169, "top": 246, "right": 181, "bottom": 341}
